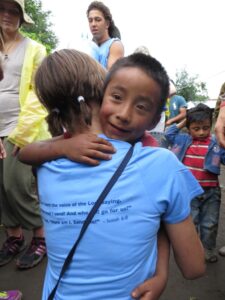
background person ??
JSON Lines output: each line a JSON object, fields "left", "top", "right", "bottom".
{"left": 214, "top": 82, "right": 225, "bottom": 121}
{"left": 0, "top": 0, "right": 50, "bottom": 269}
{"left": 214, "top": 85, "right": 225, "bottom": 257}
{"left": 0, "top": 55, "right": 22, "bottom": 300}
{"left": 165, "top": 80, "right": 187, "bottom": 126}
{"left": 87, "top": 1, "right": 124, "bottom": 69}
{"left": 166, "top": 103, "right": 225, "bottom": 262}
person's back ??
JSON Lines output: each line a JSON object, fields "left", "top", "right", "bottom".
{"left": 168, "top": 94, "right": 187, "bottom": 119}
{"left": 38, "top": 138, "right": 201, "bottom": 300}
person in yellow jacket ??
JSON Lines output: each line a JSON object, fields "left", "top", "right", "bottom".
{"left": 0, "top": 0, "right": 50, "bottom": 269}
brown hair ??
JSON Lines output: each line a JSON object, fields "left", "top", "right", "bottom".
{"left": 87, "top": 1, "right": 121, "bottom": 39}
{"left": 35, "top": 49, "right": 106, "bottom": 136}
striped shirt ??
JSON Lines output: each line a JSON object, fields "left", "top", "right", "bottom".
{"left": 182, "top": 137, "right": 219, "bottom": 187}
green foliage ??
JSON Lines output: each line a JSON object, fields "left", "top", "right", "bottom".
{"left": 20, "top": 0, "right": 58, "bottom": 52}
{"left": 174, "top": 69, "right": 208, "bottom": 102}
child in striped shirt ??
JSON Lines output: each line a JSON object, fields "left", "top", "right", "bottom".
{"left": 165, "top": 103, "right": 225, "bottom": 263}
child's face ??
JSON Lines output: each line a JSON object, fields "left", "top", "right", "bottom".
{"left": 188, "top": 119, "right": 211, "bottom": 140}
{"left": 100, "top": 67, "right": 161, "bottom": 143}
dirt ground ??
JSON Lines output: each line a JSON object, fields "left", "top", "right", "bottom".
{"left": 0, "top": 168, "right": 225, "bottom": 300}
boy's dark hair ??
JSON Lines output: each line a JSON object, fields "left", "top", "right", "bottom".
{"left": 87, "top": 1, "right": 121, "bottom": 39}
{"left": 186, "top": 103, "right": 213, "bottom": 128}
{"left": 35, "top": 49, "right": 106, "bottom": 136}
{"left": 103, "top": 53, "right": 169, "bottom": 116}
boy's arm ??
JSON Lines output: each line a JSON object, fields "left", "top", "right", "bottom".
{"left": 165, "top": 119, "right": 187, "bottom": 145}
{"left": 18, "top": 133, "right": 115, "bottom": 166}
{"left": 131, "top": 227, "right": 170, "bottom": 300}
{"left": 165, "top": 215, "right": 205, "bottom": 279}
{"left": 166, "top": 107, "right": 186, "bottom": 126}
{"left": 176, "top": 118, "right": 186, "bottom": 129}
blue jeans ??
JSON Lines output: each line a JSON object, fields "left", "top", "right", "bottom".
{"left": 191, "top": 187, "right": 221, "bottom": 250}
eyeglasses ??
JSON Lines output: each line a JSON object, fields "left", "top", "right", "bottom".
{"left": 0, "top": 6, "right": 21, "bottom": 16}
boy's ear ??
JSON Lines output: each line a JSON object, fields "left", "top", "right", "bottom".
{"left": 147, "top": 114, "right": 161, "bottom": 131}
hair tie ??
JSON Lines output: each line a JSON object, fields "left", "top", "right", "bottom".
{"left": 52, "top": 108, "right": 60, "bottom": 114}
{"left": 77, "top": 96, "right": 85, "bottom": 103}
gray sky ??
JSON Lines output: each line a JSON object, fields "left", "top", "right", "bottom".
{"left": 42, "top": 0, "right": 225, "bottom": 99}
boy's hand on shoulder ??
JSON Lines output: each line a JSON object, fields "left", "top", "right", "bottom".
{"left": 63, "top": 133, "right": 116, "bottom": 165}
{"left": 131, "top": 274, "right": 167, "bottom": 300}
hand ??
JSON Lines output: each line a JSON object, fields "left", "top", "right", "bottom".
{"left": 62, "top": 133, "right": 116, "bottom": 165}
{"left": 131, "top": 274, "right": 167, "bottom": 300}
{"left": 0, "top": 138, "right": 6, "bottom": 159}
{"left": 165, "top": 119, "right": 172, "bottom": 127}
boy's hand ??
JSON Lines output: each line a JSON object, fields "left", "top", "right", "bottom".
{"left": 0, "top": 138, "right": 6, "bottom": 159}
{"left": 131, "top": 274, "right": 167, "bottom": 300}
{"left": 63, "top": 133, "right": 116, "bottom": 165}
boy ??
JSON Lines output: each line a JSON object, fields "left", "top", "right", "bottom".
{"left": 165, "top": 103, "right": 225, "bottom": 262}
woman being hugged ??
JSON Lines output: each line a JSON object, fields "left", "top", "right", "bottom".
{"left": 0, "top": 0, "right": 50, "bottom": 269}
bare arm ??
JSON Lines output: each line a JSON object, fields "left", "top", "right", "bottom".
{"left": 131, "top": 227, "right": 170, "bottom": 300}
{"left": 166, "top": 107, "right": 186, "bottom": 126}
{"left": 107, "top": 40, "right": 124, "bottom": 70}
{"left": 18, "top": 133, "right": 115, "bottom": 166}
{"left": 0, "top": 138, "right": 6, "bottom": 159}
{"left": 215, "top": 106, "right": 225, "bottom": 148}
{"left": 176, "top": 118, "right": 187, "bottom": 130}
{"left": 165, "top": 215, "right": 205, "bottom": 279}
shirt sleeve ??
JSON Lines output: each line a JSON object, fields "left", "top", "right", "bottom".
{"left": 162, "top": 167, "right": 203, "bottom": 224}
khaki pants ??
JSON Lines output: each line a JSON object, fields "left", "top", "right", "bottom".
{"left": 0, "top": 139, "right": 43, "bottom": 229}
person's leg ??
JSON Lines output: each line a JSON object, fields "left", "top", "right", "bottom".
{"left": 0, "top": 141, "right": 26, "bottom": 266}
{"left": 1, "top": 140, "right": 46, "bottom": 268}
{"left": 200, "top": 187, "right": 221, "bottom": 263}
{"left": 190, "top": 195, "right": 202, "bottom": 233}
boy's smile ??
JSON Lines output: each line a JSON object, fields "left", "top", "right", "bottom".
{"left": 100, "top": 67, "right": 161, "bottom": 143}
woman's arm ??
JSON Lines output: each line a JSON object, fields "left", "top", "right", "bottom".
{"left": 165, "top": 215, "right": 205, "bottom": 279}
{"left": 18, "top": 133, "right": 115, "bottom": 166}
{"left": 131, "top": 227, "right": 170, "bottom": 300}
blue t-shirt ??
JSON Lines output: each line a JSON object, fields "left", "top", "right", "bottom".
{"left": 168, "top": 95, "right": 187, "bottom": 119}
{"left": 97, "top": 38, "right": 119, "bottom": 69}
{"left": 37, "top": 137, "right": 202, "bottom": 300}
{"left": 77, "top": 39, "right": 99, "bottom": 62}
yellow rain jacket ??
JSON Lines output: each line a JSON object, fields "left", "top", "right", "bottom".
{"left": 8, "top": 38, "right": 50, "bottom": 148}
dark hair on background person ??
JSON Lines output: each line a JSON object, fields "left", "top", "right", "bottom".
{"left": 35, "top": 49, "right": 106, "bottom": 136}
{"left": 186, "top": 103, "right": 213, "bottom": 129}
{"left": 104, "top": 53, "right": 170, "bottom": 115}
{"left": 87, "top": 1, "right": 121, "bottom": 39}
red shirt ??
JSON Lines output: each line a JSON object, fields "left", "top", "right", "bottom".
{"left": 182, "top": 137, "right": 218, "bottom": 187}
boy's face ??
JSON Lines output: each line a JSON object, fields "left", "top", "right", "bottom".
{"left": 188, "top": 119, "right": 211, "bottom": 140}
{"left": 100, "top": 67, "right": 161, "bottom": 143}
